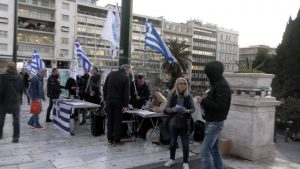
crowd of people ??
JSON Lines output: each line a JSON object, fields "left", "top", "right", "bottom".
{"left": 0, "top": 61, "right": 231, "bottom": 169}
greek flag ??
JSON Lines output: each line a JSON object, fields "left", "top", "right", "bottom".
{"left": 31, "top": 49, "right": 46, "bottom": 72}
{"left": 145, "top": 21, "right": 177, "bottom": 63}
{"left": 52, "top": 100, "right": 72, "bottom": 134}
{"left": 23, "top": 60, "right": 37, "bottom": 76}
{"left": 75, "top": 41, "right": 92, "bottom": 71}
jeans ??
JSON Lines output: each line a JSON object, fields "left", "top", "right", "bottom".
{"left": 0, "top": 112, "right": 20, "bottom": 140}
{"left": 169, "top": 122, "right": 189, "bottom": 163}
{"left": 27, "top": 114, "right": 42, "bottom": 127}
{"left": 106, "top": 102, "right": 123, "bottom": 141}
{"left": 201, "top": 121, "right": 224, "bottom": 169}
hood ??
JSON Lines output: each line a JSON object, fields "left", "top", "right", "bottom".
{"left": 204, "top": 61, "right": 224, "bottom": 86}
{"left": 2, "top": 70, "right": 19, "bottom": 81}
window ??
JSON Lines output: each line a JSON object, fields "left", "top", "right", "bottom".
{"left": 61, "top": 38, "right": 69, "bottom": 44}
{"left": 61, "top": 26, "right": 69, "bottom": 32}
{"left": 32, "top": 0, "right": 38, "bottom": 5}
{"left": 62, "top": 15, "right": 69, "bottom": 21}
{"left": 60, "top": 49, "right": 68, "bottom": 56}
{"left": 0, "top": 17, "right": 8, "bottom": 24}
{"left": 0, "top": 43, "right": 7, "bottom": 51}
{"left": 0, "top": 3, "right": 8, "bottom": 11}
{"left": 62, "top": 2, "right": 70, "bottom": 10}
{"left": 0, "top": 30, "right": 7, "bottom": 38}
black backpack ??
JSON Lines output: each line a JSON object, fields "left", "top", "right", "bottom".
{"left": 193, "top": 120, "right": 205, "bottom": 142}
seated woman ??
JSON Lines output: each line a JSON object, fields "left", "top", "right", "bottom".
{"left": 137, "top": 92, "right": 167, "bottom": 139}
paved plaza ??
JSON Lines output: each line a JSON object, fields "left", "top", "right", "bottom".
{"left": 0, "top": 98, "right": 300, "bottom": 169}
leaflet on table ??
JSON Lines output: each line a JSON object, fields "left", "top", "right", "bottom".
{"left": 136, "top": 110, "right": 157, "bottom": 116}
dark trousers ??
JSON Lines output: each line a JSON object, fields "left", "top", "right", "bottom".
{"left": 21, "top": 87, "right": 30, "bottom": 104}
{"left": 169, "top": 125, "right": 189, "bottom": 163}
{"left": 106, "top": 103, "right": 123, "bottom": 141}
{"left": 46, "top": 98, "right": 54, "bottom": 121}
{"left": 0, "top": 112, "right": 20, "bottom": 140}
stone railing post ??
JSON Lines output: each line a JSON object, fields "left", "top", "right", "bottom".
{"left": 222, "top": 73, "right": 280, "bottom": 161}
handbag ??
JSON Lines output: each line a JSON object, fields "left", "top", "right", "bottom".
{"left": 30, "top": 100, "right": 41, "bottom": 115}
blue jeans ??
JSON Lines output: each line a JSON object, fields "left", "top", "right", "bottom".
{"left": 201, "top": 121, "right": 224, "bottom": 169}
{"left": 27, "top": 114, "right": 42, "bottom": 127}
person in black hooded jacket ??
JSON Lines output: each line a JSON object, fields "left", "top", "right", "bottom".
{"left": 0, "top": 62, "right": 23, "bottom": 143}
{"left": 197, "top": 61, "right": 231, "bottom": 169}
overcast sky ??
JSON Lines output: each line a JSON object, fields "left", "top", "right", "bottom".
{"left": 97, "top": 0, "right": 300, "bottom": 48}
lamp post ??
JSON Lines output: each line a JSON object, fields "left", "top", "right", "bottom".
{"left": 12, "top": 0, "right": 18, "bottom": 62}
{"left": 119, "top": 0, "right": 133, "bottom": 66}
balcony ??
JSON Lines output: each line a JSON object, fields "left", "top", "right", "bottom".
{"left": 18, "top": 0, "right": 55, "bottom": 10}
{"left": 18, "top": 8, "right": 55, "bottom": 22}
{"left": 18, "top": 18, "right": 55, "bottom": 34}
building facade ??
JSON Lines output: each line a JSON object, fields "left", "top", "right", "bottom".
{"left": 217, "top": 28, "right": 239, "bottom": 72}
{"left": 239, "top": 45, "right": 276, "bottom": 62}
{"left": 0, "top": 0, "right": 239, "bottom": 88}
{"left": 0, "top": 0, "right": 14, "bottom": 61}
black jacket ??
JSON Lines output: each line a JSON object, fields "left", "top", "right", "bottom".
{"left": 129, "top": 81, "right": 150, "bottom": 109}
{"left": 201, "top": 61, "right": 231, "bottom": 122}
{"left": 65, "top": 77, "right": 77, "bottom": 96}
{"left": 47, "top": 74, "right": 61, "bottom": 99}
{"left": 20, "top": 72, "right": 30, "bottom": 88}
{"left": 0, "top": 70, "right": 23, "bottom": 113}
{"left": 103, "top": 70, "right": 130, "bottom": 108}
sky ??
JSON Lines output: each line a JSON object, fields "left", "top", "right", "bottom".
{"left": 97, "top": 0, "right": 300, "bottom": 48}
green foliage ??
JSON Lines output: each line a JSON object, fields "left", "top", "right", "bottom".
{"left": 253, "top": 48, "right": 277, "bottom": 74}
{"left": 235, "top": 57, "right": 264, "bottom": 73}
{"left": 162, "top": 39, "right": 192, "bottom": 89}
{"left": 272, "top": 8, "right": 300, "bottom": 99}
{"left": 277, "top": 98, "right": 300, "bottom": 123}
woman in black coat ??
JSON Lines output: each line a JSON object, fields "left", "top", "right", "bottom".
{"left": 164, "top": 77, "right": 195, "bottom": 169}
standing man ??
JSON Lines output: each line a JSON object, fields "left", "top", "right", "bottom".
{"left": 20, "top": 68, "right": 31, "bottom": 105}
{"left": 0, "top": 62, "right": 23, "bottom": 143}
{"left": 46, "top": 68, "right": 62, "bottom": 122}
{"left": 103, "top": 64, "right": 131, "bottom": 145}
{"left": 129, "top": 74, "right": 150, "bottom": 109}
{"left": 197, "top": 61, "right": 231, "bottom": 169}
{"left": 85, "top": 67, "right": 101, "bottom": 103}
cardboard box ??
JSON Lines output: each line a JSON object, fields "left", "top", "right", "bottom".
{"left": 220, "top": 138, "right": 231, "bottom": 155}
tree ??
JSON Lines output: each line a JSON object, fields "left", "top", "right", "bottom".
{"left": 272, "top": 9, "right": 300, "bottom": 99}
{"left": 162, "top": 39, "right": 192, "bottom": 89}
{"left": 253, "top": 48, "right": 276, "bottom": 74}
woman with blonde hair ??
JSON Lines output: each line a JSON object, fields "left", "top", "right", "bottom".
{"left": 143, "top": 92, "right": 167, "bottom": 113}
{"left": 137, "top": 92, "right": 167, "bottom": 139}
{"left": 164, "top": 77, "right": 195, "bottom": 169}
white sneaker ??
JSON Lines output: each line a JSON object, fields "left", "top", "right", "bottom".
{"left": 164, "top": 159, "right": 175, "bottom": 167}
{"left": 183, "top": 163, "right": 189, "bottom": 169}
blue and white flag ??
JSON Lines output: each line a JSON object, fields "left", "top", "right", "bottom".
{"left": 31, "top": 49, "right": 46, "bottom": 72}
{"left": 52, "top": 100, "right": 72, "bottom": 134}
{"left": 101, "top": 5, "right": 121, "bottom": 59}
{"left": 145, "top": 21, "right": 177, "bottom": 63}
{"left": 23, "top": 60, "right": 37, "bottom": 76}
{"left": 75, "top": 41, "right": 92, "bottom": 71}
{"left": 70, "top": 47, "right": 78, "bottom": 80}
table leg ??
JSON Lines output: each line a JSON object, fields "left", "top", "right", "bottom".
{"left": 70, "top": 108, "right": 75, "bottom": 135}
